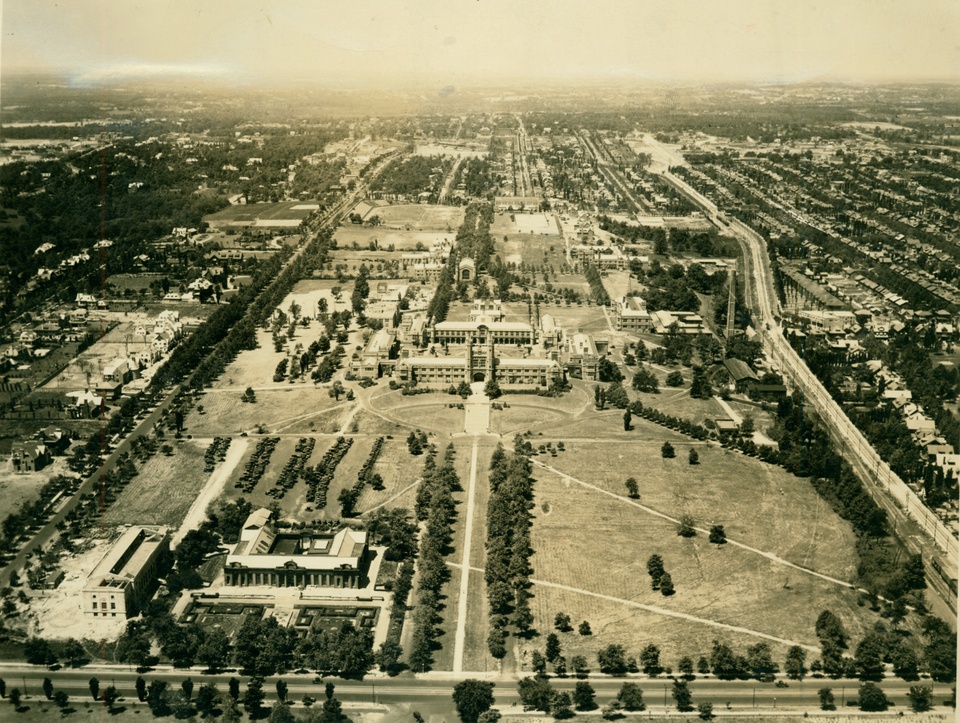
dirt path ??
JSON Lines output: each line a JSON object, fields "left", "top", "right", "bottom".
{"left": 172, "top": 438, "right": 249, "bottom": 546}
{"left": 532, "top": 459, "right": 867, "bottom": 594}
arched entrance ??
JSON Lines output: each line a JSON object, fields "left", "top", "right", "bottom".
{"left": 472, "top": 372, "right": 485, "bottom": 382}
{"left": 460, "top": 268, "right": 472, "bottom": 281}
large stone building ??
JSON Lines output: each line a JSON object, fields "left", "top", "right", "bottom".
{"left": 615, "top": 296, "right": 653, "bottom": 332}
{"left": 396, "top": 332, "right": 562, "bottom": 387}
{"left": 224, "top": 509, "right": 371, "bottom": 589}
{"left": 83, "top": 527, "right": 170, "bottom": 620}
{"left": 432, "top": 321, "right": 535, "bottom": 346}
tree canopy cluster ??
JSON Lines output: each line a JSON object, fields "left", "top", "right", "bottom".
{"left": 485, "top": 440, "right": 537, "bottom": 658}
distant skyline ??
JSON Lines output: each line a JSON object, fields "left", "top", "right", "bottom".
{"left": 3, "top": 0, "right": 960, "bottom": 88}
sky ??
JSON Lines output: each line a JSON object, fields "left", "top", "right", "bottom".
{"left": 3, "top": 0, "right": 960, "bottom": 88}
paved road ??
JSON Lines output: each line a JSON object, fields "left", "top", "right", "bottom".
{"left": 651, "top": 156, "right": 958, "bottom": 614}
{"left": 1, "top": 666, "right": 952, "bottom": 714}
{"left": 0, "top": 384, "right": 181, "bottom": 587}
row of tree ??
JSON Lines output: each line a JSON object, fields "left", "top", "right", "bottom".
{"left": 409, "top": 444, "right": 461, "bottom": 671}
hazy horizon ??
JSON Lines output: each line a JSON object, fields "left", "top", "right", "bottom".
{"left": 3, "top": 0, "right": 960, "bottom": 90}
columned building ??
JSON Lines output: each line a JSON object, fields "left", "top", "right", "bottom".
{"left": 224, "top": 509, "right": 371, "bottom": 589}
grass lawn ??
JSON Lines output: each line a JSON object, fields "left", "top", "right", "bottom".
{"left": 354, "top": 440, "right": 424, "bottom": 515}
{"left": 521, "top": 436, "right": 881, "bottom": 668}
{"left": 103, "top": 439, "right": 208, "bottom": 527}
{"left": 187, "top": 388, "right": 344, "bottom": 436}
{"left": 334, "top": 226, "right": 456, "bottom": 251}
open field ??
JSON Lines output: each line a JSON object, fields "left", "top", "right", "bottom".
{"left": 187, "top": 387, "right": 346, "bottom": 435}
{"left": 373, "top": 204, "right": 464, "bottom": 230}
{"left": 489, "top": 385, "right": 593, "bottom": 436}
{"left": 334, "top": 225, "right": 455, "bottom": 251}
{"left": 514, "top": 212, "right": 560, "bottom": 235}
{"left": 103, "top": 439, "right": 208, "bottom": 527}
{"left": 368, "top": 388, "right": 467, "bottom": 434}
{"left": 492, "top": 216, "right": 566, "bottom": 266}
{"left": 517, "top": 406, "right": 883, "bottom": 667}
{"left": 632, "top": 386, "right": 727, "bottom": 426}
{"left": 204, "top": 200, "right": 318, "bottom": 225}
{"left": 278, "top": 278, "right": 354, "bottom": 319}
{"left": 354, "top": 439, "right": 424, "bottom": 514}
{"left": 0, "top": 457, "right": 72, "bottom": 517}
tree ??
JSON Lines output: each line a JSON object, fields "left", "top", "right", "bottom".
{"left": 571, "top": 655, "right": 589, "bottom": 676}
{"left": 147, "top": 681, "right": 172, "bottom": 717}
{"left": 665, "top": 371, "right": 684, "bottom": 387}
{"left": 746, "top": 642, "right": 776, "bottom": 681}
{"left": 554, "top": 613, "right": 572, "bottom": 632}
{"left": 623, "top": 408, "right": 632, "bottom": 430}
{"left": 198, "top": 626, "right": 230, "bottom": 672}
{"left": 578, "top": 621, "right": 592, "bottom": 636}
{"left": 690, "top": 366, "right": 713, "bottom": 399}
{"left": 815, "top": 610, "right": 847, "bottom": 648}
{"left": 89, "top": 676, "right": 100, "bottom": 701}
{"left": 1, "top": 678, "right": 9, "bottom": 698}
{"left": 697, "top": 702, "right": 714, "bottom": 720}
{"left": 102, "top": 686, "right": 120, "bottom": 712}
{"left": 678, "top": 656, "right": 695, "bottom": 679}
{"left": 274, "top": 679, "right": 287, "bottom": 703}
{"left": 24, "top": 637, "right": 57, "bottom": 666}
{"left": 573, "top": 681, "right": 596, "bottom": 710}
{"left": 228, "top": 678, "right": 240, "bottom": 701}
{"left": 8, "top": 688, "right": 20, "bottom": 710}
{"left": 221, "top": 696, "right": 242, "bottom": 723}
{"left": 182, "top": 678, "right": 194, "bottom": 701}
{"left": 601, "top": 699, "right": 623, "bottom": 720}
{"left": 551, "top": 691, "right": 575, "bottom": 719}
{"left": 531, "top": 651, "right": 547, "bottom": 675}
{"left": 53, "top": 691, "right": 69, "bottom": 710}
{"left": 784, "top": 646, "right": 806, "bottom": 680}
{"left": 135, "top": 677, "right": 147, "bottom": 702}
{"left": 172, "top": 690, "right": 194, "bottom": 720}
{"left": 646, "top": 554, "right": 665, "bottom": 588}
{"left": 632, "top": 368, "right": 659, "bottom": 393}
{"left": 63, "top": 638, "right": 86, "bottom": 667}
{"left": 907, "top": 685, "right": 933, "bottom": 713}
{"left": 484, "top": 378, "right": 502, "bottom": 399}
{"left": 708, "top": 525, "right": 726, "bottom": 545}
{"left": 640, "top": 644, "right": 662, "bottom": 676}
{"left": 688, "top": 448, "right": 699, "bottom": 465}
{"left": 672, "top": 680, "right": 693, "bottom": 711}
{"left": 892, "top": 644, "right": 920, "bottom": 681}
{"left": 625, "top": 477, "right": 639, "bottom": 498}
{"left": 677, "top": 515, "right": 696, "bottom": 537}
{"left": 268, "top": 704, "right": 296, "bottom": 723}
{"left": 659, "top": 571, "right": 675, "bottom": 596}
{"left": 42, "top": 677, "right": 53, "bottom": 700}
{"left": 858, "top": 682, "right": 890, "bottom": 711}
{"left": 376, "top": 640, "right": 404, "bottom": 674}
{"left": 661, "top": 441, "right": 675, "bottom": 458}
{"left": 855, "top": 633, "right": 885, "bottom": 681}
{"left": 517, "top": 676, "right": 554, "bottom": 712}
{"left": 477, "top": 710, "right": 501, "bottom": 723}
{"left": 243, "top": 678, "right": 265, "bottom": 719}
{"left": 196, "top": 683, "right": 221, "bottom": 717}
{"left": 545, "top": 634, "right": 562, "bottom": 663}
{"left": 617, "top": 682, "right": 645, "bottom": 711}
{"left": 597, "top": 644, "right": 628, "bottom": 675}
{"left": 451, "top": 680, "right": 495, "bottom": 723}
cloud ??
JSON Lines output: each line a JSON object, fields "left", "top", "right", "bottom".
{"left": 70, "top": 62, "right": 232, "bottom": 87}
